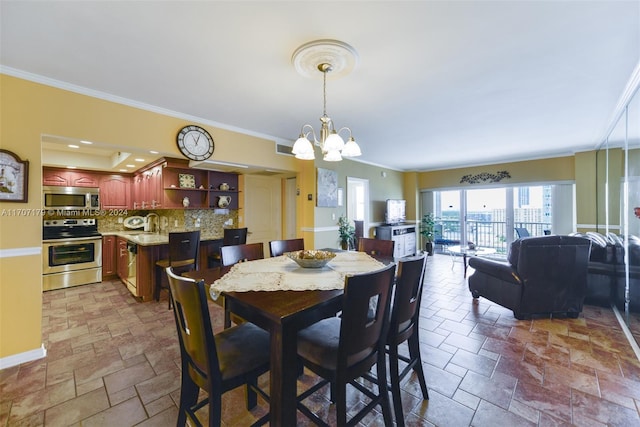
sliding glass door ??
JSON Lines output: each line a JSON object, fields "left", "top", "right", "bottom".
{"left": 424, "top": 184, "right": 567, "bottom": 254}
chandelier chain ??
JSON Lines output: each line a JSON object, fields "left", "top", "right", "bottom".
{"left": 323, "top": 69, "right": 328, "bottom": 117}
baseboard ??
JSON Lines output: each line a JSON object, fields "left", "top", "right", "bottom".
{"left": 0, "top": 344, "right": 47, "bottom": 370}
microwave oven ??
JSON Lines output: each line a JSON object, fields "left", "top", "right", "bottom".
{"left": 43, "top": 186, "right": 100, "bottom": 210}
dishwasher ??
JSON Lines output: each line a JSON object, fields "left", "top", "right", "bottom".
{"left": 125, "top": 241, "right": 137, "bottom": 293}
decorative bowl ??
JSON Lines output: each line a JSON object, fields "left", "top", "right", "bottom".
{"left": 287, "top": 250, "right": 336, "bottom": 268}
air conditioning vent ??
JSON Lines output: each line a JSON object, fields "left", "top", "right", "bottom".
{"left": 276, "top": 144, "right": 294, "bottom": 156}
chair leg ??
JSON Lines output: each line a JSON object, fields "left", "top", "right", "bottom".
{"left": 208, "top": 393, "right": 223, "bottom": 427}
{"left": 177, "top": 373, "right": 199, "bottom": 427}
{"left": 246, "top": 378, "right": 258, "bottom": 409}
{"left": 154, "top": 265, "right": 162, "bottom": 302}
{"left": 388, "top": 344, "right": 405, "bottom": 427}
{"left": 408, "top": 333, "right": 429, "bottom": 400}
{"left": 376, "top": 353, "right": 393, "bottom": 427}
{"left": 335, "top": 382, "right": 348, "bottom": 427}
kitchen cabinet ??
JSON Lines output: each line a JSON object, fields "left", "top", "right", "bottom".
{"left": 161, "top": 166, "right": 208, "bottom": 209}
{"left": 375, "top": 224, "right": 416, "bottom": 258}
{"left": 132, "top": 167, "right": 161, "bottom": 209}
{"left": 100, "top": 174, "right": 131, "bottom": 209}
{"left": 43, "top": 167, "right": 100, "bottom": 187}
{"left": 208, "top": 171, "right": 240, "bottom": 210}
{"left": 102, "top": 235, "right": 117, "bottom": 279}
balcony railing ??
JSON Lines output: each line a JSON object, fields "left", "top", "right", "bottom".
{"left": 433, "top": 220, "right": 551, "bottom": 254}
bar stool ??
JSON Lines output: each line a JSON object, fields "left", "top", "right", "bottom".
{"left": 155, "top": 231, "right": 200, "bottom": 309}
{"left": 208, "top": 227, "right": 248, "bottom": 267}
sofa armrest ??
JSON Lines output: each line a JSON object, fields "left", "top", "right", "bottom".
{"left": 468, "top": 257, "right": 520, "bottom": 284}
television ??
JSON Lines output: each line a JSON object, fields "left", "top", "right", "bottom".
{"left": 385, "top": 199, "right": 406, "bottom": 225}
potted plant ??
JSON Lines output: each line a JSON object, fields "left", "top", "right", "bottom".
{"left": 338, "top": 215, "right": 355, "bottom": 250}
{"left": 420, "top": 213, "right": 436, "bottom": 256}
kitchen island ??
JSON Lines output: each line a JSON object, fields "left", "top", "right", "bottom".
{"left": 102, "top": 231, "right": 223, "bottom": 301}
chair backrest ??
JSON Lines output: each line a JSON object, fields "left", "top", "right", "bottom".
{"left": 166, "top": 267, "right": 221, "bottom": 389}
{"left": 223, "top": 227, "right": 248, "bottom": 246}
{"left": 515, "top": 227, "right": 530, "bottom": 238}
{"left": 269, "top": 238, "right": 304, "bottom": 257}
{"left": 389, "top": 254, "right": 427, "bottom": 345}
{"left": 358, "top": 237, "right": 395, "bottom": 258}
{"left": 220, "top": 242, "right": 264, "bottom": 267}
{"left": 338, "top": 264, "right": 396, "bottom": 372}
{"left": 168, "top": 231, "right": 201, "bottom": 271}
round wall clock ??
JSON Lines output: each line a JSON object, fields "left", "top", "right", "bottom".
{"left": 176, "top": 125, "right": 215, "bottom": 161}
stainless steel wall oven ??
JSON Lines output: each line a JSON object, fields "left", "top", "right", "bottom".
{"left": 42, "top": 218, "right": 102, "bottom": 291}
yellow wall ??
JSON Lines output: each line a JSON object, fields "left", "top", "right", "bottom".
{"left": 417, "top": 156, "right": 575, "bottom": 189}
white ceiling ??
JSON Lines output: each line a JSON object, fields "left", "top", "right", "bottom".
{"left": 1, "top": 1, "right": 639, "bottom": 172}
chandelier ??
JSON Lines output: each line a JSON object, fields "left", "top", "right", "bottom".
{"left": 291, "top": 40, "right": 362, "bottom": 162}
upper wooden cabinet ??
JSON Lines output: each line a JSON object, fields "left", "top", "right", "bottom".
{"left": 43, "top": 168, "right": 100, "bottom": 188}
{"left": 100, "top": 174, "right": 131, "bottom": 209}
{"left": 44, "top": 158, "right": 240, "bottom": 210}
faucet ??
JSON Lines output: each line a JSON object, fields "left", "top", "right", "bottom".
{"left": 144, "top": 213, "right": 159, "bottom": 233}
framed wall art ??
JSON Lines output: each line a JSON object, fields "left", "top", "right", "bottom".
{"left": 0, "top": 149, "right": 29, "bottom": 203}
{"left": 316, "top": 167, "right": 338, "bottom": 207}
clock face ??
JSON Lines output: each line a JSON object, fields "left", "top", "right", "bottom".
{"left": 177, "top": 125, "right": 215, "bottom": 161}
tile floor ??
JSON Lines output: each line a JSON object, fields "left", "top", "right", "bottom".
{"left": 3, "top": 254, "right": 640, "bottom": 426}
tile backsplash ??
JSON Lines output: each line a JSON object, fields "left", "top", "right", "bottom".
{"left": 45, "top": 209, "right": 239, "bottom": 238}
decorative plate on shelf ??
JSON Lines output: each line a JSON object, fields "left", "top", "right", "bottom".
{"left": 123, "top": 216, "right": 145, "bottom": 229}
{"left": 178, "top": 173, "right": 196, "bottom": 188}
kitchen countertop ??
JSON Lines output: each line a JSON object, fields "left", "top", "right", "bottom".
{"left": 102, "top": 230, "right": 223, "bottom": 246}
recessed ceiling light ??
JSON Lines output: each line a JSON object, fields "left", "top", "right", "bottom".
{"left": 135, "top": 158, "right": 145, "bottom": 162}
{"left": 66, "top": 166, "right": 76, "bottom": 169}
{"left": 80, "top": 140, "right": 93, "bottom": 145}
{"left": 68, "top": 144, "right": 79, "bottom": 148}
{"left": 126, "top": 164, "right": 135, "bottom": 168}
{"left": 119, "top": 169, "right": 128, "bottom": 172}
{"left": 149, "top": 150, "right": 159, "bottom": 154}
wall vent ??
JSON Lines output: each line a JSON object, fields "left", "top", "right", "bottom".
{"left": 276, "top": 143, "right": 294, "bottom": 156}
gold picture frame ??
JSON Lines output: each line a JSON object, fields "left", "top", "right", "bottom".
{"left": 0, "top": 149, "right": 29, "bottom": 203}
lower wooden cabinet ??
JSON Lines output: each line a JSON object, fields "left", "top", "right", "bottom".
{"left": 102, "top": 235, "right": 117, "bottom": 279}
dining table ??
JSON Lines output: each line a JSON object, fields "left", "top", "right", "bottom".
{"left": 202, "top": 250, "right": 390, "bottom": 426}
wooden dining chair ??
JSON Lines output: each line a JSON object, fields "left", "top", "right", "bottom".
{"left": 386, "top": 253, "right": 429, "bottom": 426}
{"left": 208, "top": 227, "right": 248, "bottom": 267}
{"left": 165, "top": 267, "right": 270, "bottom": 426}
{"left": 268, "top": 238, "right": 304, "bottom": 257}
{"left": 220, "top": 242, "right": 264, "bottom": 267}
{"left": 358, "top": 237, "right": 395, "bottom": 258}
{"left": 155, "top": 231, "right": 200, "bottom": 309}
{"left": 296, "top": 264, "right": 396, "bottom": 426}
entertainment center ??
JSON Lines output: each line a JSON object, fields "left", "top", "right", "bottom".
{"left": 375, "top": 223, "right": 417, "bottom": 259}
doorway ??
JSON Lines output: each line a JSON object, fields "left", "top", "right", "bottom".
{"left": 346, "top": 177, "right": 369, "bottom": 236}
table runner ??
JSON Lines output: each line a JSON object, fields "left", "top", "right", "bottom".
{"left": 209, "top": 251, "right": 386, "bottom": 300}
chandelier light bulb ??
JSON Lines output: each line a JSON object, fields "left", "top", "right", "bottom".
{"left": 341, "top": 137, "right": 362, "bottom": 157}
{"left": 323, "top": 150, "right": 343, "bottom": 162}
{"left": 323, "top": 132, "right": 345, "bottom": 152}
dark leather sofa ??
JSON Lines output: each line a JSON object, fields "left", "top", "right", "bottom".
{"left": 468, "top": 235, "right": 591, "bottom": 319}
